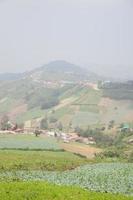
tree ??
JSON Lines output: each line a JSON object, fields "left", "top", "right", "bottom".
{"left": 40, "top": 118, "right": 48, "bottom": 130}
{"left": 108, "top": 120, "right": 115, "bottom": 129}
{"left": 0, "top": 115, "right": 10, "bottom": 130}
{"left": 49, "top": 116, "right": 58, "bottom": 123}
{"left": 74, "top": 126, "right": 83, "bottom": 135}
{"left": 57, "top": 122, "right": 63, "bottom": 131}
{"left": 69, "top": 121, "right": 72, "bottom": 128}
{"left": 34, "top": 128, "right": 41, "bottom": 137}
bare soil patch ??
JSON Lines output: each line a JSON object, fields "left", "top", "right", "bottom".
{"left": 61, "top": 142, "right": 102, "bottom": 158}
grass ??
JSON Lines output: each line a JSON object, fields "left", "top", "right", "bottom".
{"left": 0, "top": 135, "right": 61, "bottom": 150}
{"left": 0, "top": 150, "right": 89, "bottom": 171}
{"left": 72, "top": 111, "right": 100, "bottom": 127}
{"left": 74, "top": 88, "right": 102, "bottom": 105}
{"left": 16, "top": 107, "right": 45, "bottom": 123}
{"left": 0, "top": 98, "right": 17, "bottom": 113}
{"left": 0, "top": 182, "right": 132, "bottom": 200}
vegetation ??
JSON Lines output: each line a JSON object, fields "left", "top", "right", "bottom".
{"left": 40, "top": 118, "right": 48, "bottom": 130}
{"left": 0, "top": 150, "right": 89, "bottom": 171}
{"left": 0, "top": 63, "right": 133, "bottom": 199}
{"left": 0, "top": 163, "right": 132, "bottom": 195}
{"left": 102, "top": 81, "right": 133, "bottom": 100}
{"left": 0, "top": 115, "right": 10, "bottom": 130}
{"left": 77, "top": 127, "right": 114, "bottom": 147}
{"left": 0, "top": 182, "right": 132, "bottom": 200}
{"left": 0, "top": 135, "right": 61, "bottom": 150}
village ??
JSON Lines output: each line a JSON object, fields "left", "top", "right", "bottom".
{"left": 0, "top": 115, "right": 97, "bottom": 145}
{"left": 0, "top": 115, "right": 133, "bottom": 145}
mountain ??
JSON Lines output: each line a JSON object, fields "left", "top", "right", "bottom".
{"left": 28, "top": 60, "right": 99, "bottom": 82}
{"left": 0, "top": 61, "right": 99, "bottom": 122}
{"left": 0, "top": 60, "right": 133, "bottom": 130}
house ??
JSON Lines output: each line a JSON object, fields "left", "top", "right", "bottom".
{"left": 120, "top": 123, "right": 132, "bottom": 133}
{"left": 128, "top": 139, "right": 133, "bottom": 144}
{"left": 47, "top": 131, "right": 56, "bottom": 137}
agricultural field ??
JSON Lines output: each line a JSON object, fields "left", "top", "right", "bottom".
{"left": 0, "top": 134, "right": 132, "bottom": 198}
{"left": 0, "top": 182, "right": 132, "bottom": 200}
{"left": 16, "top": 107, "right": 45, "bottom": 123}
{"left": 47, "top": 86, "right": 133, "bottom": 129}
{"left": 0, "top": 135, "right": 61, "bottom": 150}
{"left": 0, "top": 163, "right": 132, "bottom": 195}
{"left": 0, "top": 150, "right": 89, "bottom": 171}
{"left": 61, "top": 142, "right": 101, "bottom": 158}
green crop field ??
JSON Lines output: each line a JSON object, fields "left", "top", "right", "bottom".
{"left": 0, "top": 182, "right": 132, "bottom": 200}
{"left": 0, "top": 150, "right": 89, "bottom": 171}
{"left": 0, "top": 135, "right": 61, "bottom": 150}
{"left": 0, "top": 163, "right": 132, "bottom": 195}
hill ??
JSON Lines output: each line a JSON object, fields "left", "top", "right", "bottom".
{"left": 28, "top": 60, "right": 98, "bottom": 82}
{"left": 0, "top": 61, "right": 133, "bottom": 130}
{"left": 0, "top": 61, "right": 98, "bottom": 121}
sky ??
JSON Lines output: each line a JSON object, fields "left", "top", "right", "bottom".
{"left": 0, "top": 0, "right": 133, "bottom": 79}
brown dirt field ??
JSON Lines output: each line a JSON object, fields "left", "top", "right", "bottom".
{"left": 98, "top": 97, "right": 113, "bottom": 108}
{"left": 61, "top": 142, "right": 102, "bottom": 158}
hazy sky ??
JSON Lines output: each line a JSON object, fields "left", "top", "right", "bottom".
{"left": 0, "top": 0, "right": 133, "bottom": 78}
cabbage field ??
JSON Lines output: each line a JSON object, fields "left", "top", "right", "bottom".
{"left": 0, "top": 135, "right": 132, "bottom": 199}
{"left": 0, "top": 135, "right": 61, "bottom": 150}
{"left": 0, "top": 163, "right": 133, "bottom": 195}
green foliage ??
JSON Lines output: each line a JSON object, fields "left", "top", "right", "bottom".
{"left": 108, "top": 120, "right": 115, "bottom": 129}
{"left": 34, "top": 129, "right": 41, "bottom": 137}
{"left": 0, "top": 182, "right": 132, "bottom": 200}
{"left": 97, "top": 149, "right": 121, "bottom": 159}
{"left": 56, "top": 122, "right": 63, "bottom": 131}
{"left": 41, "top": 98, "right": 59, "bottom": 110}
{"left": 0, "top": 115, "right": 10, "bottom": 130}
{"left": 128, "top": 151, "right": 133, "bottom": 163}
{"left": 40, "top": 118, "right": 48, "bottom": 130}
{"left": 27, "top": 88, "right": 60, "bottom": 110}
{"left": 103, "top": 88, "right": 133, "bottom": 100}
{"left": 49, "top": 116, "right": 58, "bottom": 123}
{"left": 78, "top": 127, "right": 114, "bottom": 147}
{"left": 102, "top": 81, "right": 133, "bottom": 100}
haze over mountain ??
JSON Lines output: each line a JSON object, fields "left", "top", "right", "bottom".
{"left": 0, "top": 60, "right": 99, "bottom": 81}
{"left": 0, "top": 0, "right": 133, "bottom": 80}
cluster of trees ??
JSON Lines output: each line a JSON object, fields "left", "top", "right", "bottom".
{"left": 0, "top": 115, "right": 24, "bottom": 131}
{"left": 99, "top": 81, "right": 133, "bottom": 90}
{"left": 40, "top": 117, "right": 63, "bottom": 131}
{"left": 99, "top": 81, "right": 133, "bottom": 100}
{"left": 103, "top": 88, "right": 133, "bottom": 100}
{"left": 26, "top": 88, "right": 61, "bottom": 110}
{"left": 75, "top": 126, "right": 114, "bottom": 147}
{"left": 0, "top": 115, "right": 11, "bottom": 130}
{"left": 41, "top": 98, "right": 59, "bottom": 110}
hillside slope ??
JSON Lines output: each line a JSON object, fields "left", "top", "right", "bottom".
{"left": 0, "top": 61, "right": 133, "bottom": 129}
